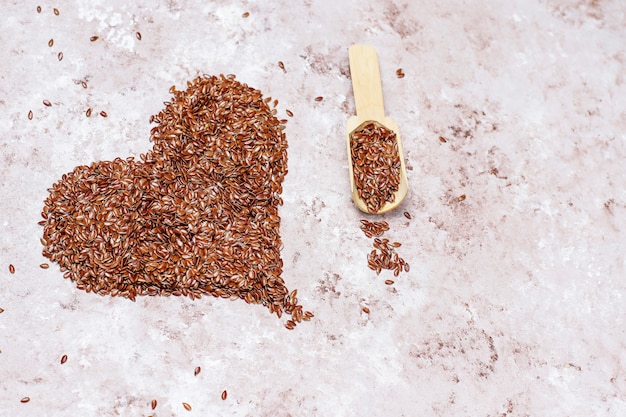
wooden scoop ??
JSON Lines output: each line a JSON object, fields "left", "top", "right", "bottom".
{"left": 346, "top": 44, "right": 408, "bottom": 214}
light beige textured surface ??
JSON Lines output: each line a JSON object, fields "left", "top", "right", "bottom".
{"left": 1, "top": 1, "right": 626, "bottom": 416}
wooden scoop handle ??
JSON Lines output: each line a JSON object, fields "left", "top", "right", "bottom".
{"left": 349, "top": 44, "right": 385, "bottom": 122}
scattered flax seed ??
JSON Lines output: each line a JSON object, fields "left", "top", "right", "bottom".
{"left": 314, "top": 96, "right": 323, "bottom": 101}
{"left": 9, "top": 264, "right": 15, "bottom": 274}
{"left": 285, "top": 109, "right": 293, "bottom": 117}
{"left": 99, "top": 111, "right": 108, "bottom": 117}
{"left": 43, "top": 100, "right": 51, "bottom": 107}
{"left": 0, "top": 308, "right": 4, "bottom": 313}
{"left": 395, "top": 68, "right": 405, "bottom": 78}
{"left": 242, "top": 11, "right": 250, "bottom": 18}
{"left": 37, "top": 6, "right": 42, "bottom": 13}
{"left": 182, "top": 402, "right": 192, "bottom": 411}
{"left": 58, "top": 52, "right": 63, "bottom": 61}
{"left": 85, "top": 108, "right": 92, "bottom": 117}
{"left": 53, "top": 7, "right": 59, "bottom": 15}
{"left": 278, "top": 61, "right": 285, "bottom": 72}
{"left": 28, "top": 110, "right": 33, "bottom": 120}
{"left": 81, "top": 81, "right": 88, "bottom": 89}
{"left": 20, "top": 397, "right": 30, "bottom": 403}
{"left": 359, "top": 219, "right": 390, "bottom": 238}
{"left": 385, "top": 279, "right": 394, "bottom": 285}
{"left": 458, "top": 194, "right": 466, "bottom": 202}
{"left": 40, "top": 263, "right": 50, "bottom": 269}
{"left": 60, "top": 354, "right": 67, "bottom": 364}
{"left": 194, "top": 366, "right": 201, "bottom": 376}
{"left": 48, "top": 39, "right": 54, "bottom": 47}
{"left": 221, "top": 390, "right": 228, "bottom": 400}
{"left": 90, "top": 35, "right": 99, "bottom": 42}
{"left": 439, "top": 136, "right": 447, "bottom": 143}
{"left": 367, "top": 237, "right": 408, "bottom": 277}
{"left": 403, "top": 211, "right": 412, "bottom": 219}
{"left": 151, "top": 399, "right": 157, "bottom": 410}
{"left": 362, "top": 306, "right": 370, "bottom": 314}
{"left": 136, "top": 32, "right": 142, "bottom": 40}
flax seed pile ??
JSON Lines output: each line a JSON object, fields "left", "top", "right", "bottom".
{"left": 360, "top": 220, "right": 409, "bottom": 278}
{"left": 350, "top": 122, "right": 401, "bottom": 213}
{"left": 41, "top": 75, "right": 311, "bottom": 327}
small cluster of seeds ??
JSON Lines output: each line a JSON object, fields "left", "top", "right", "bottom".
{"left": 40, "top": 75, "right": 311, "bottom": 327}
{"left": 360, "top": 220, "right": 409, "bottom": 279}
{"left": 350, "top": 123, "right": 401, "bottom": 213}
{"left": 359, "top": 219, "right": 389, "bottom": 238}
{"left": 367, "top": 238, "right": 409, "bottom": 277}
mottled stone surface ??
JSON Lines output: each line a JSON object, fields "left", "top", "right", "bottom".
{"left": 1, "top": 1, "right": 625, "bottom": 416}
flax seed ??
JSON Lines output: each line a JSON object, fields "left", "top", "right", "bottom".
{"left": 385, "top": 279, "right": 394, "bottom": 285}
{"left": 90, "top": 35, "right": 99, "bottom": 42}
{"left": 81, "top": 81, "right": 88, "bottom": 89}
{"left": 43, "top": 100, "right": 51, "bottom": 107}
{"left": 221, "top": 390, "right": 227, "bottom": 400}
{"left": 403, "top": 211, "right": 411, "bottom": 219}
{"left": 40, "top": 263, "right": 49, "bottom": 269}
{"left": 151, "top": 399, "right": 157, "bottom": 409}
{"left": 278, "top": 61, "right": 285, "bottom": 71}
{"left": 194, "top": 366, "right": 201, "bottom": 376}
{"left": 285, "top": 109, "right": 293, "bottom": 117}
{"left": 242, "top": 11, "right": 250, "bottom": 18}
{"left": 28, "top": 110, "right": 33, "bottom": 120}
{"left": 458, "top": 194, "right": 466, "bottom": 202}
{"left": 21, "top": 397, "right": 30, "bottom": 403}
{"left": 9, "top": 264, "right": 15, "bottom": 274}
{"left": 0, "top": 308, "right": 4, "bottom": 313}
{"left": 53, "top": 7, "right": 59, "bottom": 15}
{"left": 439, "top": 136, "right": 447, "bottom": 143}
{"left": 99, "top": 111, "right": 108, "bottom": 117}
{"left": 362, "top": 306, "right": 370, "bottom": 314}
{"left": 350, "top": 123, "right": 401, "bottom": 213}
{"left": 40, "top": 74, "right": 310, "bottom": 329}
{"left": 60, "top": 354, "right": 67, "bottom": 364}
{"left": 58, "top": 52, "right": 63, "bottom": 61}
{"left": 86, "top": 108, "right": 92, "bottom": 117}
{"left": 314, "top": 96, "right": 323, "bottom": 101}
{"left": 182, "top": 402, "right": 191, "bottom": 411}
{"left": 48, "top": 39, "right": 54, "bottom": 47}
{"left": 37, "top": 6, "right": 41, "bottom": 13}
{"left": 136, "top": 32, "right": 142, "bottom": 40}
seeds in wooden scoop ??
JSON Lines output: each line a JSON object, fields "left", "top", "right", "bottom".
{"left": 350, "top": 123, "right": 400, "bottom": 213}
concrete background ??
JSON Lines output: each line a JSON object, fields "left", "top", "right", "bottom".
{"left": 1, "top": 0, "right": 625, "bottom": 415}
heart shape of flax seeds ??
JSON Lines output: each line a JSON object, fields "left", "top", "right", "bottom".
{"left": 41, "top": 75, "right": 310, "bottom": 326}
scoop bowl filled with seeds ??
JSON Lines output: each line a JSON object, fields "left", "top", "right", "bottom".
{"left": 346, "top": 44, "right": 408, "bottom": 214}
